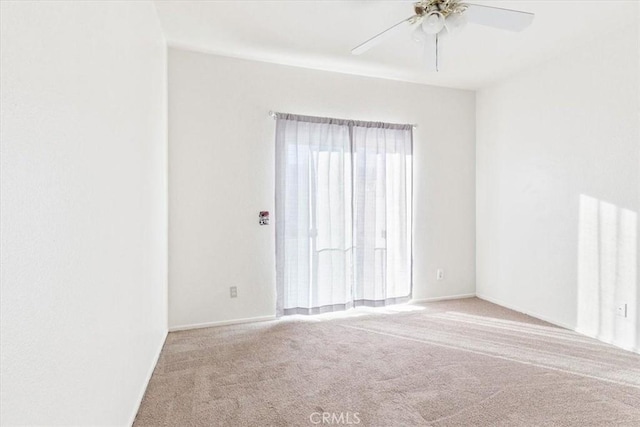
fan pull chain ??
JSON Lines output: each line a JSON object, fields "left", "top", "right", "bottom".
{"left": 435, "top": 33, "right": 439, "bottom": 72}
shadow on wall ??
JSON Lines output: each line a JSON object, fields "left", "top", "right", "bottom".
{"left": 577, "top": 195, "right": 638, "bottom": 351}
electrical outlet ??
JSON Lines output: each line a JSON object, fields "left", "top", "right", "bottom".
{"left": 230, "top": 286, "right": 238, "bottom": 298}
{"left": 616, "top": 303, "right": 627, "bottom": 318}
{"left": 436, "top": 269, "right": 444, "bottom": 281}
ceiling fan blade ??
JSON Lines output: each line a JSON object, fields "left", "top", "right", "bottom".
{"left": 351, "top": 15, "right": 416, "bottom": 55}
{"left": 465, "top": 4, "right": 534, "bottom": 32}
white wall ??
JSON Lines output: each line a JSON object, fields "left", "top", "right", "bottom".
{"left": 168, "top": 48, "right": 476, "bottom": 329}
{"left": 0, "top": 1, "right": 167, "bottom": 425}
{"left": 477, "top": 21, "right": 640, "bottom": 352}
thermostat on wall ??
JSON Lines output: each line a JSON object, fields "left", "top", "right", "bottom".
{"left": 259, "top": 211, "right": 269, "bottom": 225}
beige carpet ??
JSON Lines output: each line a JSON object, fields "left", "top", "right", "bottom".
{"left": 134, "top": 298, "right": 640, "bottom": 426}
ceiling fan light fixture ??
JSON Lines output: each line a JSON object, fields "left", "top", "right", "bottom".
{"left": 445, "top": 11, "right": 468, "bottom": 35}
{"left": 421, "top": 11, "right": 445, "bottom": 34}
{"left": 350, "top": 0, "right": 535, "bottom": 69}
{"left": 411, "top": 25, "right": 429, "bottom": 43}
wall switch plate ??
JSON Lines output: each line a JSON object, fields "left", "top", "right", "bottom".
{"left": 230, "top": 286, "right": 238, "bottom": 298}
{"left": 616, "top": 303, "right": 627, "bottom": 318}
{"left": 436, "top": 269, "right": 444, "bottom": 281}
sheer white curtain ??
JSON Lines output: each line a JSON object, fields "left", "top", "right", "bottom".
{"left": 353, "top": 124, "right": 412, "bottom": 306}
{"left": 275, "top": 114, "right": 412, "bottom": 316}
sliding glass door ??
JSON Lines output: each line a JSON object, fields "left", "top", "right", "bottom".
{"left": 275, "top": 114, "right": 412, "bottom": 316}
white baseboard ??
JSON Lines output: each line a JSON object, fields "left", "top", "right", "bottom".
{"left": 475, "top": 293, "right": 575, "bottom": 329}
{"left": 573, "top": 328, "right": 640, "bottom": 354}
{"left": 410, "top": 293, "right": 476, "bottom": 304}
{"left": 169, "top": 315, "right": 276, "bottom": 332}
{"left": 476, "top": 293, "right": 640, "bottom": 355}
{"left": 128, "top": 329, "right": 167, "bottom": 426}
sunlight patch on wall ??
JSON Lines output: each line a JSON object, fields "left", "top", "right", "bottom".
{"left": 577, "top": 195, "right": 637, "bottom": 351}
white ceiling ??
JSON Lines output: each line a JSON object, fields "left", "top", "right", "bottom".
{"left": 154, "top": 0, "right": 639, "bottom": 90}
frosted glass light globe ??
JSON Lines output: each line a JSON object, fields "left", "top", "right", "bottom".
{"left": 421, "top": 12, "right": 445, "bottom": 34}
{"left": 445, "top": 12, "right": 468, "bottom": 35}
{"left": 411, "top": 26, "right": 429, "bottom": 43}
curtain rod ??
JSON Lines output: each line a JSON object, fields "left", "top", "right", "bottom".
{"left": 268, "top": 111, "right": 417, "bottom": 129}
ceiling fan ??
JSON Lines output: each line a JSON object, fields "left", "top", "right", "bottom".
{"left": 351, "top": 0, "right": 534, "bottom": 71}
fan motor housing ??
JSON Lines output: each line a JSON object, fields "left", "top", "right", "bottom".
{"left": 414, "top": 0, "right": 467, "bottom": 18}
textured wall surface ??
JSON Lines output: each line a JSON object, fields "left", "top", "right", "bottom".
{"left": 168, "top": 48, "right": 476, "bottom": 329}
{"left": 477, "top": 20, "right": 640, "bottom": 352}
{"left": 0, "top": 1, "right": 168, "bottom": 424}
